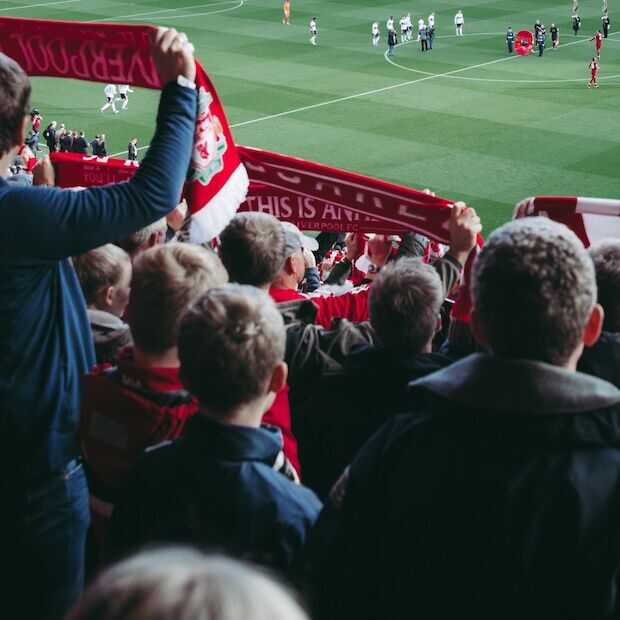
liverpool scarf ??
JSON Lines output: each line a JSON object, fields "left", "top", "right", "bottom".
{"left": 0, "top": 16, "right": 248, "bottom": 241}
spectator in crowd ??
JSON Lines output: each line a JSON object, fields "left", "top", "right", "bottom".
{"left": 109, "top": 286, "right": 322, "bottom": 575}
{"left": 579, "top": 238, "right": 620, "bottom": 386}
{"left": 0, "top": 28, "right": 198, "bottom": 620}
{"left": 66, "top": 548, "right": 309, "bottom": 620}
{"left": 80, "top": 243, "right": 227, "bottom": 496}
{"left": 91, "top": 134, "right": 107, "bottom": 157}
{"left": 310, "top": 217, "right": 620, "bottom": 620}
{"left": 116, "top": 217, "right": 167, "bottom": 260}
{"left": 73, "top": 244, "right": 132, "bottom": 365}
{"left": 43, "top": 119, "right": 57, "bottom": 151}
{"left": 59, "top": 129, "right": 73, "bottom": 152}
{"left": 218, "top": 213, "right": 303, "bottom": 474}
{"left": 296, "top": 258, "right": 457, "bottom": 497}
{"left": 90, "top": 134, "right": 100, "bottom": 155}
{"left": 72, "top": 131, "right": 89, "bottom": 154}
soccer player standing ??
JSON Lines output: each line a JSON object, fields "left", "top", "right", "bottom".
{"left": 572, "top": 13, "right": 581, "bottom": 35}
{"left": 309, "top": 17, "right": 318, "bottom": 46}
{"left": 602, "top": 11, "right": 610, "bottom": 38}
{"left": 454, "top": 10, "right": 464, "bottom": 36}
{"left": 592, "top": 30, "right": 603, "bottom": 58}
{"left": 550, "top": 23, "right": 559, "bottom": 48}
{"left": 588, "top": 57, "right": 600, "bottom": 88}
{"left": 372, "top": 21, "right": 380, "bottom": 47}
{"left": 118, "top": 84, "right": 133, "bottom": 111}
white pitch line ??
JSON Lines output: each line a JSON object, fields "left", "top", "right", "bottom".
{"left": 95, "top": 0, "right": 238, "bottom": 23}
{"left": 109, "top": 31, "right": 618, "bottom": 156}
{"left": 0, "top": 0, "right": 79, "bottom": 11}
{"left": 126, "top": 1, "right": 243, "bottom": 21}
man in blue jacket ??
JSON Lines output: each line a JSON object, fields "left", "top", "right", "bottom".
{"left": 0, "top": 28, "right": 198, "bottom": 620}
{"left": 310, "top": 218, "right": 620, "bottom": 620}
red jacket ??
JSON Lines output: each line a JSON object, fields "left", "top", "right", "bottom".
{"left": 80, "top": 351, "right": 198, "bottom": 493}
{"left": 81, "top": 349, "right": 301, "bottom": 491}
{"left": 269, "top": 286, "right": 370, "bottom": 329}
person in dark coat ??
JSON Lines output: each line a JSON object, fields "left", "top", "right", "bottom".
{"left": 579, "top": 239, "right": 620, "bottom": 386}
{"left": 59, "top": 130, "right": 73, "bottom": 152}
{"left": 43, "top": 120, "right": 57, "bottom": 151}
{"left": 309, "top": 217, "right": 620, "bottom": 620}
{"left": 387, "top": 28, "right": 397, "bottom": 56}
{"left": 108, "top": 286, "right": 321, "bottom": 576}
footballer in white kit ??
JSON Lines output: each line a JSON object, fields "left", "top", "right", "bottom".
{"left": 455, "top": 10, "right": 464, "bottom": 36}
{"left": 309, "top": 17, "right": 318, "bottom": 45}
{"left": 117, "top": 84, "right": 134, "bottom": 110}
{"left": 428, "top": 13, "right": 435, "bottom": 28}
{"left": 405, "top": 13, "right": 412, "bottom": 40}
{"left": 372, "top": 21, "right": 380, "bottom": 47}
{"left": 100, "top": 84, "right": 118, "bottom": 114}
{"left": 386, "top": 16, "right": 395, "bottom": 32}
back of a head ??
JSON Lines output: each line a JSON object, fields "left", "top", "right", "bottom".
{"left": 117, "top": 218, "right": 168, "bottom": 259}
{"left": 65, "top": 548, "right": 309, "bottom": 620}
{"left": 0, "top": 54, "right": 31, "bottom": 158}
{"left": 73, "top": 244, "right": 131, "bottom": 307}
{"left": 127, "top": 243, "right": 228, "bottom": 355}
{"left": 218, "top": 213, "right": 286, "bottom": 287}
{"left": 179, "top": 284, "right": 285, "bottom": 413}
{"left": 589, "top": 239, "right": 620, "bottom": 333}
{"left": 369, "top": 258, "right": 444, "bottom": 354}
{"left": 472, "top": 217, "right": 596, "bottom": 365}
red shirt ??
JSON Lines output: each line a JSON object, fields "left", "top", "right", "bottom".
{"left": 269, "top": 285, "right": 370, "bottom": 329}
{"left": 595, "top": 32, "right": 603, "bottom": 47}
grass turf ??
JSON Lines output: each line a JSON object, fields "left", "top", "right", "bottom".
{"left": 5, "top": 0, "right": 620, "bottom": 231}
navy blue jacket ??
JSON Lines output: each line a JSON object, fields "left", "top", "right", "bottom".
{"left": 109, "top": 413, "right": 322, "bottom": 574}
{"left": 310, "top": 354, "right": 620, "bottom": 620}
{"left": 0, "top": 82, "right": 197, "bottom": 481}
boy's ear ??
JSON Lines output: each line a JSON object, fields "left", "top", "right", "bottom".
{"left": 267, "top": 361, "right": 288, "bottom": 395}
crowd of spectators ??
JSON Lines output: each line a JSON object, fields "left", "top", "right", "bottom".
{"left": 4, "top": 25, "right": 620, "bottom": 620}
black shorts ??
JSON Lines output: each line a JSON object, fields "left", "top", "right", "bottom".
{"left": 106, "top": 96, "right": 113, "bottom": 103}
{"left": 120, "top": 93, "right": 127, "bottom": 100}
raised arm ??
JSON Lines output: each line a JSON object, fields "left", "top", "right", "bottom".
{"left": 0, "top": 28, "right": 198, "bottom": 260}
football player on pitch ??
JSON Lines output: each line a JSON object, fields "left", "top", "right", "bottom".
{"left": 588, "top": 57, "right": 600, "bottom": 88}
{"left": 309, "top": 17, "right": 318, "bottom": 45}
{"left": 591, "top": 30, "right": 603, "bottom": 58}
{"left": 283, "top": 0, "right": 290, "bottom": 25}
{"left": 372, "top": 21, "right": 380, "bottom": 47}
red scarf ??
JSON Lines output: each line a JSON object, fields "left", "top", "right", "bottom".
{"left": 0, "top": 16, "right": 248, "bottom": 241}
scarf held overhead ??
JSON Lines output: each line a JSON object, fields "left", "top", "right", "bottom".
{"left": 0, "top": 16, "right": 248, "bottom": 241}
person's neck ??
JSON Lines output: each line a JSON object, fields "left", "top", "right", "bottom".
{"left": 0, "top": 147, "right": 18, "bottom": 178}
{"left": 200, "top": 397, "right": 269, "bottom": 428}
{"left": 133, "top": 345, "right": 179, "bottom": 369}
{"left": 271, "top": 273, "right": 298, "bottom": 290}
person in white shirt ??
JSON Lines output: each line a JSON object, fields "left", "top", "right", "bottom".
{"left": 117, "top": 84, "right": 134, "bottom": 111}
{"left": 309, "top": 17, "right": 318, "bottom": 45}
{"left": 100, "top": 84, "right": 118, "bottom": 114}
{"left": 455, "top": 10, "right": 464, "bottom": 36}
{"left": 400, "top": 16, "right": 408, "bottom": 40}
{"left": 387, "top": 16, "right": 395, "bottom": 33}
{"left": 428, "top": 12, "right": 435, "bottom": 28}
{"left": 417, "top": 17, "right": 425, "bottom": 41}
{"left": 372, "top": 21, "right": 380, "bottom": 47}
{"left": 406, "top": 13, "right": 412, "bottom": 40}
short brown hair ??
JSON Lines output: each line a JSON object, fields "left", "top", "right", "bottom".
{"left": 370, "top": 258, "right": 443, "bottom": 353}
{"left": 73, "top": 244, "right": 131, "bottom": 305}
{"left": 0, "top": 54, "right": 31, "bottom": 157}
{"left": 589, "top": 239, "right": 620, "bottom": 332}
{"left": 127, "top": 243, "right": 228, "bottom": 354}
{"left": 472, "top": 218, "right": 596, "bottom": 365}
{"left": 219, "top": 213, "right": 286, "bottom": 287}
{"left": 179, "top": 285, "right": 285, "bottom": 412}
{"left": 66, "top": 548, "right": 309, "bottom": 620}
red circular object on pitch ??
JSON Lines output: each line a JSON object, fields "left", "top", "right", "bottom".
{"left": 515, "top": 30, "right": 533, "bottom": 55}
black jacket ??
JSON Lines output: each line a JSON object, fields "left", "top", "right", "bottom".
{"left": 310, "top": 353, "right": 620, "bottom": 620}
{"left": 579, "top": 331, "right": 620, "bottom": 387}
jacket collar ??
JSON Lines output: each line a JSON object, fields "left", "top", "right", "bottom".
{"left": 183, "top": 413, "right": 283, "bottom": 464}
{"left": 116, "top": 347, "right": 186, "bottom": 394}
{"left": 87, "top": 308, "right": 128, "bottom": 331}
{"left": 410, "top": 353, "right": 620, "bottom": 414}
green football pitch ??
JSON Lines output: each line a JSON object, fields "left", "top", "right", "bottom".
{"left": 5, "top": 0, "right": 620, "bottom": 230}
